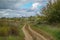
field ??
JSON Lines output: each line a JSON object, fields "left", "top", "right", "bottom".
{"left": 31, "top": 24, "right": 60, "bottom": 40}
{"left": 0, "top": 18, "right": 24, "bottom": 40}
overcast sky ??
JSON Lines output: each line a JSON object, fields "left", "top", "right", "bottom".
{"left": 0, "top": 0, "right": 48, "bottom": 17}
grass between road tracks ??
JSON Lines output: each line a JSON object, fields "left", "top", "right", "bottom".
{"left": 31, "top": 24, "right": 60, "bottom": 40}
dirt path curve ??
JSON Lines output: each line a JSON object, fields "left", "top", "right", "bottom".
{"left": 28, "top": 25, "right": 48, "bottom": 40}
{"left": 22, "top": 24, "right": 33, "bottom": 40}
{"left": 22, "top": 24, "right": 48, "bottom": 40}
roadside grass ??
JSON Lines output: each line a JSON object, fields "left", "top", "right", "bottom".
{"left": 0, "top": 19, "right": 24, "bottom": 40}
{"left": 31, "top": 24, "right": 60, "bottom": 40}
{"left": 19, "top": 25, "right": 24, "bottom": 40}
{"left": 0, "top": 25, "right": 24, "bottom": 40}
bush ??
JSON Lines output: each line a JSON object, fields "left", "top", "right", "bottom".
{"left": 0, "top": 27, "right": 10, "bottom": 36}
{"left": 0, "top": 19, "right": 20, "bottom": 36}
{"left": 9, "top": 26, "right": 19, "bottom": 36}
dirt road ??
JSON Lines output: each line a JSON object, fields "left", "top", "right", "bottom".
{"left": 22, "top": 24, "right": 33, "bottom": 40}
{"left": 22, "top": 24, "right": 50, "bottom": 40}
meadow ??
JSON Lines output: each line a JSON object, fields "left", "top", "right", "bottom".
{"left": 31, "top": 24, "right": 60, "bottom": 40}
{"left": 0, "top": 18, "right": 24, "bottom": 40}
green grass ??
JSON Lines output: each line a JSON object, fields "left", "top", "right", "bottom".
{"left": 19, "top": 25, "right": 24, "bottom": 40}
{"left": 0, "top": 36, "right": 24, "bottom": 40}
{"left": 31, "top": 24, "right": 60, "bottom": 40}
{"left": 7, "top": 24, "right": 24, "bottom": 40}
{"left": 8, "top": 36, "right": 21, "bottom": 40}
{"left": 0, "top": 19, "right": 24, "bottom": 40}
{"left": 0, "top": 25, "right": 24, "bottom": 40}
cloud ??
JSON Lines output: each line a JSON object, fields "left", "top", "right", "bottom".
{"left": 3, "top": 13, "right": 9, "bottom": 16}
{"left": 0, "top": 0, "right": 25, "bottom": 9}
{"left": 0, "top": 0, "right": 47, "bottom": 10}
{"left": 0, "top": 0, "right": 48, "bottom": 17}
{"left": 0, "top": 9, "right": 37, "bottom": 17}
{"left": 31, "top": 3, "right": 40, "bottom": 10}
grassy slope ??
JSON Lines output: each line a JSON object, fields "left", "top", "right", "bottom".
{"left": 0, "top": 25, "right": 24, "bottom": 40}
{"left": 31, "top": 24, "right": 60, "bottom": 40}
{"left": 8, "top": 25, "right": 24, "bottom": 40}
{"left": 0, "top": 19, "right": 24, "bottom": 40}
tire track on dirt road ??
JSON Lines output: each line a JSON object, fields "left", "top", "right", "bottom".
{"left": 22, "top": 24, "right": 52, "bottom": 40}
{"left": 22, "top": 24, "right": 33, "bottom": 40}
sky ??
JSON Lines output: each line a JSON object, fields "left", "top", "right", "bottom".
{"left": 0, "top": 0, "right": 48, "bottom": 17}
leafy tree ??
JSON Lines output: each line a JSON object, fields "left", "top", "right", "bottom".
{"left": 41, "top": 0, "right": 60, "bottom": 23}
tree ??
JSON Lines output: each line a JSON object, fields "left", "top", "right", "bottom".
{"left": 41, "top": 0, "right": 60, "bottom": 23}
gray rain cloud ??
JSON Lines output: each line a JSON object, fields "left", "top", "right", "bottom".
{"left": 0, "top": 0, "right": 47, "bottom": 17}
{"left": 0, "top": 0, "right": 19, "bottom": 9}
{"left": 0, "top": 0, "right": 47, "bottom": 9}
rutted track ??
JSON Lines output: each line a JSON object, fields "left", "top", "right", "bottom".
{"left": 22, "top": 24, "right": 53, "bottom": 40}
{"left": 22, "top": 24, "right": 33, "bottom": 40}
